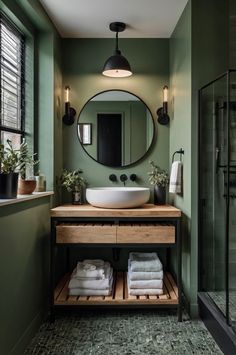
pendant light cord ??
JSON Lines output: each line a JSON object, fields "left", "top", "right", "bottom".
{"left": 115, "top": 31, "right": 120, "bottom": 55}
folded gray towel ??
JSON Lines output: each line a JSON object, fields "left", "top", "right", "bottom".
{"left": 128, "top": 273, "right": 163, "bottom": 289}
{"left": 129, "top": 252, "right": 163, "bottom": 272}
{"left": 128, "top": 261, "right": 163, "bottom": 280}
{"left": 128, "top": 284, "right": 163, "bottom": 296}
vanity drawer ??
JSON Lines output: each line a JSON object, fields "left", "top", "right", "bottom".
{"left": 117, "top": 224, "right": 175, "bottom": 244}
{"left": 56, "top": 224, "right": 116, "bottom": 244}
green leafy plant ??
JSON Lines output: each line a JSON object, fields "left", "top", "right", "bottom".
{"left": 60, "top": 169, "right": 85, "bottom": 192}
{"left": 19, "top": 139, "right": 39, "bottom": 180}
{"left": 0, "top": 139, "right": 39, "bottom": 178}
{"left": 148, "top": 160, "right": 169, "bottom": 187}
{"left": 0, "top": 140, "right": 21, "bottom": 173}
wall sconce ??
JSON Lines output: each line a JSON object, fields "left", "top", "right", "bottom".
{"left": 62, "top": 86, "right": 76, "bottom": 125}
{"left": 157, "top": 85, "right": 170, "bottom": 125}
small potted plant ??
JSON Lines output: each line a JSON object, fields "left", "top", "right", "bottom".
{"left": 0, "top": 140, "right": 20, "bottom": 199}
{"left": 148, "top": 160, "right": 169, "bottom": 205}
{"left": 18, "top": 139, "right": 39, "bottom": 195}
{"left": 60, "top": 169, "right": 85, "bottom": 204}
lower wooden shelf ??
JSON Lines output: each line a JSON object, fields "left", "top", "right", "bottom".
{"left": 54, "top": 271, "right": 178, "bottom": 306}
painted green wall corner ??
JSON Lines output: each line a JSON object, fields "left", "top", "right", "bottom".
{"left": 0, "top": 2, "right": 62, "bottom": 355}
{"left": 170, "top": 0, "right": 230, "bottom": 317}
{"left": 61, "top": 39, "right": 169, "bottom": 196}
{"left": 191, "top": 0, "right": 229, "bottom": 316}
{"left": 0, "top": 198, "right": 51, "bottom": 355}
{"left": 169, "top": 0, "right": 192, "bottom": 313}
{"left": 17, "top": 0, "right": 63, "bottom": 203}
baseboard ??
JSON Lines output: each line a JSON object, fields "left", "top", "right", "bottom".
{"left": 8, "top": 309, "right": 45, "bottom": 355}
{"left": 190, "top": 303, "right": 199, "bottom": 318}
{"left": 198, "top": 292, "right": 236, "bottom": 355}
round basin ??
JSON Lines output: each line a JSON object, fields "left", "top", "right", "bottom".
{"left": 86, "top": 187, "right": 150, "bottom": 209}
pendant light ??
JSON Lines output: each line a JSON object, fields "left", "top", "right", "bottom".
{"left": 102, "top": 22, "right": 132, "bottom": 78}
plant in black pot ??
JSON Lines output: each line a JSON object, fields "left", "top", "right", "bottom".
{"left": 148, "top": 161, "right": 169, "bottom": 205}
{"left": 0, "top": 140, "right": 21, "bottom": 199}
{"left": 60, "top": 169, "right": 86, "bottom": 204}
{"left": 18, "top": 139, "right": 39, "bottom": 195}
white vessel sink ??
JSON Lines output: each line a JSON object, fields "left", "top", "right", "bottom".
{"left": 86, "top": 187, "right": 150, "bottom": 209}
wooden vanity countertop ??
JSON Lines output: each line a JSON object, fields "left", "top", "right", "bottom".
{"left": 50, "top": 204, "right": 181, "bottom": 218}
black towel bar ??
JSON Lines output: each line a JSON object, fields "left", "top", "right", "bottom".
{"left": 172, "top": 149, "right": 184, "bottom": 163}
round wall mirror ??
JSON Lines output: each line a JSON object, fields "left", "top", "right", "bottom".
{"left": 77, "top": 90, "right": 155, "bottom": 167}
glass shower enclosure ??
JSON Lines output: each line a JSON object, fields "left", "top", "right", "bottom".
{"left": 199, "top": 69, "right": 236, "bottom": 331}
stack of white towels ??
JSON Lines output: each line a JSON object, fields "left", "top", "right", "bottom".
{"left": 68, "top": 259, "right": 113, "bottom": 296}
{"left": 128, "top": 252, "right": 163, "bottom": 296}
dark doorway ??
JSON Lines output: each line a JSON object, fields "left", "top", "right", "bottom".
{"left": 97, "top": 113, "right": 122, "bottom": 166}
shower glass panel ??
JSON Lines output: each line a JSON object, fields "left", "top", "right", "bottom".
{"left": 199, "top": 75, "right": 227, "bottom": 318}
{"left": 199, "top": 70, "right": 236, "bottom": 329}
{"left": 229, "top": 71, "right": 236, "bottom": 330}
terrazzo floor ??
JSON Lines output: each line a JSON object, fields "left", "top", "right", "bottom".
{"left": 24, "top": 309, "right": 223, "bottom": 355}
{"left": 208, "top": 290, "right": 236, "bottom": 331}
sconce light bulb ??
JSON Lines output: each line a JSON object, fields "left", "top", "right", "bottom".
{"left": 65, "top": 86, "right": 70, "bottom": 103}
{"left": 163, "top": 85, "right": 168, "bottom": 103}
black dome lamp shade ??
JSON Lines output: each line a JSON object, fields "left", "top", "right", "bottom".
{"left": 102, "top": 22, "right": 132, "bottom": 78}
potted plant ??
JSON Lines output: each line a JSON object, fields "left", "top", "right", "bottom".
{"left": 60, "top": 169, "right": 85, "bottom": 204}
{"left": 18, "top": 139, "right": 39, "bottom": 195}
{"left": 0, "top": 140, "right": 20, "bottom": 199}
{"left": 148, "top": 160, "right": 169, "bottom": 205}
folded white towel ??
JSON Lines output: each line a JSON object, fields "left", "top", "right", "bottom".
{"left": 128, "top": 274, "right": 163, "bottom": 289}
{"left": 83, "top": 259, "right": 105, "bottom": 267}
{"left": 128, "top": 261, "right": 163, "bottom": 280}
{"left": 129, "top": 252, "right": 162, "bottom": 272}
{"left": 128, "top": 284, "right": 163, "bottom": 296}
{"left": 69, "top": 286, "right": 112, "bottom": 296}
{"left": 69, "top": 266, "right": 112, "bottom": 289}
{"left": 75, "top": 261, "right": 110, "bottom": 279}
{"left": 169, "top": 161, "right": 182, "bottom": 194}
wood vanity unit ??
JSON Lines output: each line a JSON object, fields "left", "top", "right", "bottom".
{"left": 50, "top": 204, "right": 182, "bottom": 321}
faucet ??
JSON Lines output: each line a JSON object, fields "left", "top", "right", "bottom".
{"left": 120, "top": 174, "right": 128, "bottom": 186}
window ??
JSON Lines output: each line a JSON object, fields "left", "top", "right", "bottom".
{"left": 0, "top": 14, "right": 25, "bottom": 149}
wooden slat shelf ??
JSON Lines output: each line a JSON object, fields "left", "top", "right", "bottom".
{"left": 54, "top": 271, "right": 178, "bottom": 306}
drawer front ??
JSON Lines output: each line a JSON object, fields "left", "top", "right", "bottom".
{"left": 56, "top": 224, "right": 116, "bottom": 244}
{"left": 117, "top": 224, "right": 175, "bottom": 244}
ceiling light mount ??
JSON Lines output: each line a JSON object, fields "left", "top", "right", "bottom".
{"left": 109, "top": 22, "right": 126, "bottom": 33}
{"left": 102, "top": 22, "right": 132, "bottom": 78}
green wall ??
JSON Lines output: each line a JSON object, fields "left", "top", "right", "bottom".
{"left": 0, "top": 1, "right": 62, "bottom": 354}
{"left": 170, "top": 0, "right": 229, "bottom": 316}
{"left": 170, "top": 0, "right": 192, "bottom": 313}
{"left": 0, "top": 198, "right": 51, "bottom": 355}
{"left": 191, "top": 0, "right": 229, "bottom": 316}
{"left": 62, "top": 39, "right": 169, "bottom": 193}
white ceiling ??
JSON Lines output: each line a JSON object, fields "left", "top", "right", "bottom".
{"left": 39, "top": 0, "right": 188, "bottom": 38}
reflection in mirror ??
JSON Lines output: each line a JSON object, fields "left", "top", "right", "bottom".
{"left": 78, "top": 123, "right": 92, "bottom": 145}
{"left": 77, "top": 90, "right": 155, "bottom": 167}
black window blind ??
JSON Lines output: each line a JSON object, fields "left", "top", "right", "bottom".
{"left": 0, "top": 14, "right": 25, "bottom": 136}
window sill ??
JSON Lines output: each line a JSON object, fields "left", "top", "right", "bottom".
{"left": 0, "top": 191, "right": 54, "bottom": 207}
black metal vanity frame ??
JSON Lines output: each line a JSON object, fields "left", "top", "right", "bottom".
{"left": 50, "top": 215, "right": 182, "bottom": 322}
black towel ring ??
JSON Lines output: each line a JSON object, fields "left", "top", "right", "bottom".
{"left": 172, "top": 148, "right": 184, "bottom": 163}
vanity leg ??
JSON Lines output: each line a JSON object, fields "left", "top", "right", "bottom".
{"left": 66, "top": 246, "right": 70, "bottom": 272}
{"left": 177, "top": 218, "right": 182, "bottom": 322}
{"left": 50, "top": 219, "right": 56, "bottom": 322}
{"left": 113, "top": 248, "right": 120, "bottom": 262}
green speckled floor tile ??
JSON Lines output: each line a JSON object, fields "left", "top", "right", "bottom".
{"left": 24, "top": 310, "right": 222, "bottom": 355}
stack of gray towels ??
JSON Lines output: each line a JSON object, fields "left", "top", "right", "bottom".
{"left": 128, "top": 252, "right": 163, "bottom": 296}
{"left": 68, "top": 259, "right": 113, "bottom": 296}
